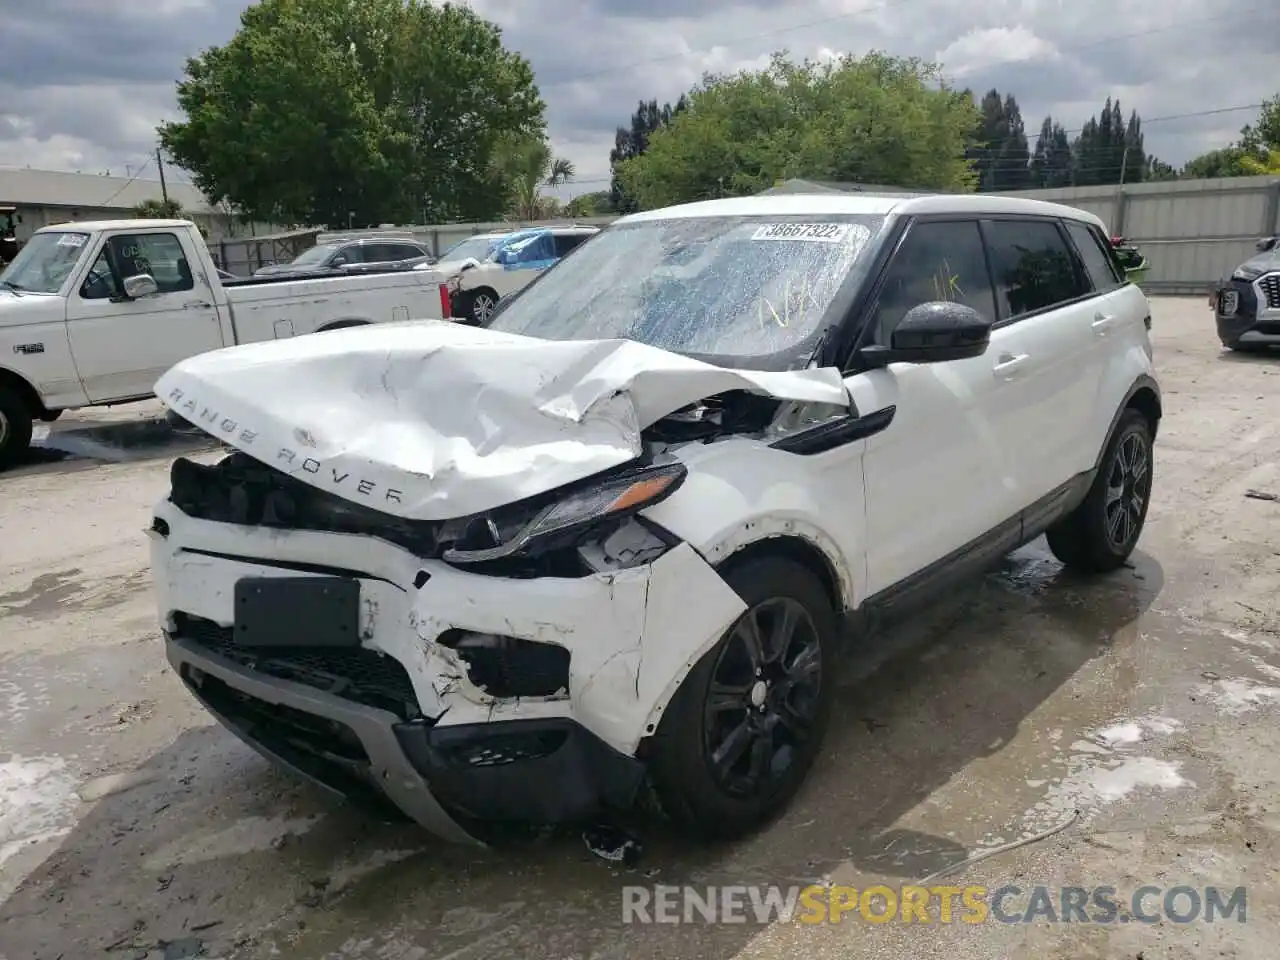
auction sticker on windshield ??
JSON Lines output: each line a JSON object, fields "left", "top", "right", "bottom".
{"left": 56, "top": 234, "right": 87, "bottom": 248}
{"left": 752, "top": 223, "right": 856, "bottom": 243}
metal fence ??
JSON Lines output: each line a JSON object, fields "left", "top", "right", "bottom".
{"left": 279, "top": 176, "right": 1280, "bottom": 292}
{"left": 998, "top": 176, "right": 1280, "bottom": 295}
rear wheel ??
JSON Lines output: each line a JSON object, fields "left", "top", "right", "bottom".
{"left": 1046, "top": 408, "right": 1153, "bottom": 573}
{"left": 0, "top": 384, "right": 33, "bottom": 468}
{"left": 648, "top": 556, "right": 837, "bottom": 840}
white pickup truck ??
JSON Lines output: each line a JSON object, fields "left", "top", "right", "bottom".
{"left": 0, "top": 218, "right": 449, "bottom": 465}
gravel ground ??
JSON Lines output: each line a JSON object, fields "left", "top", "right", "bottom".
{"left": 2, "top": 297, "right": 1279, "bottom": 959}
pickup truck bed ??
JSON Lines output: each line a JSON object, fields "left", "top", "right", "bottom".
{"left": 0, "top": 218, "right": 449, "bottom": 465}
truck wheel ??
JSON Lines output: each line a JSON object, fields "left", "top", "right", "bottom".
{"left": 1046, "top": 408, "right": 1153, "bottom": 573}
{"left": 0, "top": 384, "right": 34, "bottom": 468}
{"left": 647, "top": 556, "right": 836, "bottom": 840}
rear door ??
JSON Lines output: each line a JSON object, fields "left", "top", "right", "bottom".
{"left": 978, "top": 217, "right": 1097, "bottom": 504}
{"left": 65, "top": 230, "right": 225, "bottom": 401}
{"left": 1061, "top": 218, "right": 1134, "bottom": 466}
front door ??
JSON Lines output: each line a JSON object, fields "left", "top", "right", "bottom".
{"left": 850, "top": 218, "right": 1023, "bottom": 599}
{"left": 65, "top": 230, "right": 226, "bottom": 402}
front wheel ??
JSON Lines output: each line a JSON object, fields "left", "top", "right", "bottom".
{"left": 647, "top": 556, "right": 837, "bottom": 840}
{"left": 1046, "top": 408, "right": 1154, "bottom": 573}
{"left": 0, "top": 384, "right": 34, "bottom": 469}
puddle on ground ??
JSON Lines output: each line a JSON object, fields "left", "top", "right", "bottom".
{"left": 0, "top": 754, "right": 80, "bottom": 871}
{"left": 0, "top": 566, "right": 151, "bottom": 621}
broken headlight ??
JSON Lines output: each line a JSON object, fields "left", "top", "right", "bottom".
{"left": 443, "top": 462, "right": 686, "bottom": 563}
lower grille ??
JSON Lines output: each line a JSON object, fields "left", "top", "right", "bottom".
{"left": 188, "top": 668, "right": 405, "bottom": 820}
{"left": 1260, "top": 274, "right": 1280, "bottom": 310}
{"left": 174, "top": 613, "right": 424, "bottom": 720}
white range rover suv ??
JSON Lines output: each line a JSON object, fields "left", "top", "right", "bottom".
{"left": 150, "top": 192, "right": 1159, "bottom": 844}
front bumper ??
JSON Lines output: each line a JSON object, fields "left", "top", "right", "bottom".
{"left": 151, "top": 498, "right": 747, "bottom": 840}
{"left": 1215, "top": 273, "right": 1280, "bottom": 346}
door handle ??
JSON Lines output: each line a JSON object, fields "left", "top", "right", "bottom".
{"left": 183, "top": 301, "right": 214, "bottom": 310}
{"left": 1091, "top": 311, "right": 1118, "bottom": 333}
{"left": 993, "top": 352, "right": 1029, "bottom": 378}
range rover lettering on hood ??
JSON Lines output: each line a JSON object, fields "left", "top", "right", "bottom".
{"left": 153, "top": 320, "right": 850, "bottom": 521}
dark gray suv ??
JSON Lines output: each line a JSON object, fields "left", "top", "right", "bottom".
{"left": 254, "top": 237, "right": 432, "bottom": 278}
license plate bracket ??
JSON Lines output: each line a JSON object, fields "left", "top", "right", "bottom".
{"left": 233, "top": 577, "right": 361, "bottom": 647}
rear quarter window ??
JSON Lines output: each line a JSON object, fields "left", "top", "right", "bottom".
{"left": 1064, "top": 220, "right": 1123, "bottom": 290}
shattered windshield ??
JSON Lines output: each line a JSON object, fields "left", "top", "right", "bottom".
{"left": 0, "top": 232, "right": 90, "bottom": 294}
{"left": 487, "top": 214, "right": 883, "bottom": 361}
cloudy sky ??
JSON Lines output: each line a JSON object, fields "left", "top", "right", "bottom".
{"left": 1, "top": 0, "right": 1275, "bottom": 197}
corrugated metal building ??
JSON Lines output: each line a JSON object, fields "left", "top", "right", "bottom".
{"left": 0, "top": 166, "right": 277, "bottom": 244}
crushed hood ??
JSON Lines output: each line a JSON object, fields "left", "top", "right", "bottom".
{"left": 154, "top": 320, "right": 849, "bottom": 521}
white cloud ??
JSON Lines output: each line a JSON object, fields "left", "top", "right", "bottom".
{"left": 1, "top": 0, "right": 1274, "bottom": 201}
{"left": 936, "top": 27, "right": 1062, "bottom": 79}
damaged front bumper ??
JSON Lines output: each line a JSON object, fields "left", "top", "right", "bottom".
{"left": 151, "top": 498, "right": 746, "bottom": 842}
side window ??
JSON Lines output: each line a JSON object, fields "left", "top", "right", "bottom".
{"left": 982, "top": 219, "right": 1089, "bottom": 319}
{"left": 393, "top": 243, "right": 424, "bottom": 260}
{"left": 333, "top": 244, "right": 364, "bottom": 265}
{"left": 553, "top": 234, "right": 587, "bottom": 257}
{"left": 367, "top": 244, "right": 403, "bottom": 263}
{"left": 866, "top": 220, "right": 995, "bottom": 346}
{"left": 1064, "top": 220, "right": 1122, "bottom": 292}
{"left": 79, "top": 248, "right": 121, "bottom": 301}
{"left": 104, "top": 233, "right": 194, "bottom": 294}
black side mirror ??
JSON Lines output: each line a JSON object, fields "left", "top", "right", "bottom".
{"left": 1257, "top": 237, "right": 1278, "bottom": 253}
{"left": 859, "top": 301, "right": 992, "bottom": 368}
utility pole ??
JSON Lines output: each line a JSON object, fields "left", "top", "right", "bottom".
{"left": 155, "top": 147, "right": 169, "bottom": 205}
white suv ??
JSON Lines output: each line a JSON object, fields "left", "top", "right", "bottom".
{"left": 149, "top": 193, "right": 1159, "bottom": 844}
{"left": 429, "top": 224, "right": 599, "bottom": 324}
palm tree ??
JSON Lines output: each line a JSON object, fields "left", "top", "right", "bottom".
{"left": 493, "top": 135, "right": 576, "bottom": 221}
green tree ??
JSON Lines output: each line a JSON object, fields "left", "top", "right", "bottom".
{"left": 1029, "top": 116, "right": 1073, "bottom": 188}
{"left": 973, "top": 90, "right": 1031, "bottom": 191}
{"left": 133, "top": 198, "right": 185, "bottom": 219}
{"left": 491, "top": 134, "right": 576, "bottom": 221}
{"left": 609, "top": 97, "right": 688, "bottom": 213}
{"left": 1181, "top": 147, "right": 1250, "bottom": 179}
{"left": 616, "top": 52, "right": 977, "bottom": 209}
{"left": 1240, "top": 94, "right": 1280, "bottom": 154}
{"left": 564, "top": 191, "right": 612, "bottom": 217}
{"left": 159, "top": 0, "right": 543, "bottom": 227}
{"left": 1241, "top": 148, "right": 1280, "bottom": 176}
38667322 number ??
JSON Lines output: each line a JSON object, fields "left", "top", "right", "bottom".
{"left": 751, "top": 222, "right": 851, "bottom": 243}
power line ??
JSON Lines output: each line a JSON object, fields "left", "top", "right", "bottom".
{"left": 945, "top": 7, "right": 1280, "bottom": 81}
{"left": 98, "top": 154, "right": 154, "bottom": 207}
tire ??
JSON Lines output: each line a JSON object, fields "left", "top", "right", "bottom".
{"left": 38, "top": 409, "right": 63, "bottom": 423}
{"left": 1045, "top": 408, "right": 1153, "bottom": 573}
{"left": 464, "top": 288, "right": 499, "bottom": 326}
{"left": 647, "top": 555, "right": 837, "bottom": 840}
{"left": 0, "top": 384, "right": 34, "bottom": 468}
